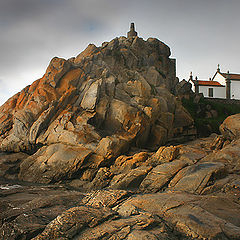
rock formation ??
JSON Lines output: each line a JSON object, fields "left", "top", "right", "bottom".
{"left": 0, "top": 25, "right": 240, "bottom": 240}
{"left": 0, "top": 26, "right": 195, "bottom": 183}
{"left": 220, "top": 113, "right": 240, "bottom": 140}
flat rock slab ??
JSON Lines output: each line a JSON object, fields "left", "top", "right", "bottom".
{"left": 140, "top": 160, "right": 188, "bottom": 193}
{"left": 169, "top": 162, "right": 226, "bottom": 194}
{"left": 1, "top": 184, "right": 240, "bottom": 240}
{"left": 110, "top": 166, "right": 152, "bottom": 190}
{"left": 83, "top": 189, "right": 130, "bottom": 208}
{"left": 0, "top": 182, "right": 85, "bottom": 240}
{"left": 33, "top": 206, "right": 115, "bottom": 240}
{"left": 117, "top": 192, "right": 240, "bottom": 240}
{"left": 74, "top": 214, "right": 176, "bottom": 240}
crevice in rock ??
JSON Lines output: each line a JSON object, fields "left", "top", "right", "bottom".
{"left": 155, "top": 165, "right": 189, "bottom": 193}
{"left": 199, "top": 168, "right": 228, "bottom": 195}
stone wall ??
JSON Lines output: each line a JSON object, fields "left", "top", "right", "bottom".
{"left": 205, "top": 97, "right": 240, "bottom": 105}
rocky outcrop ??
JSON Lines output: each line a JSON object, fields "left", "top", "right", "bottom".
{"left": 1, "top": 29, "right": 240, "bottom": 240}
{"left": 0, "top": 35, "right": 195, "bottom": 184}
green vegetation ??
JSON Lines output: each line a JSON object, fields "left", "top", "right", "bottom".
{"left": 182, "top": 97, "right": 240, "bottom": 136}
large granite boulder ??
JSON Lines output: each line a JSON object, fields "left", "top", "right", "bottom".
{"left": 220, "top": 113, "right": 240, "bottom": 140}
{"left": 0, "top": 35, "right": 195, "bottom": 183}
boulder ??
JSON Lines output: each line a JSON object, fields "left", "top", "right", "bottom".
{"left": 220, "top": 113, "right": 240, "bottom": 140}
{"left": 18, "top": 144, "right": 94, "bottom": 183}
{"left": 173, "top": 103, "right": 194, "bottom": 128}
{"left": 110, "top": 151, "right": 150, "bottom": 175}
{"left": 200, "top": 138, "right": 240, "bottom": 173}
{"left": 86, "top": 167, "right": 112, "bottom": 190}
{"left": 147, "top": 145, "right": 179, "bottom": 166}
{"left": 169, "top": 162, "right": 226, "bottom": 194}
{"left": 81, "top": 79, "right": 102, "bottom": 110}
{"left": 175, "top": 79, "right": 193, "bottom": 96}
{"left": 110, "top": 166, "right": 152, "bottom": 190}
{"left": 74, "top": 44, "right": 99, "bottom": 64}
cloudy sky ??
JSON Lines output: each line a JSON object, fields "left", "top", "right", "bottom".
{"left": 0, "top": 0, "right": 240, "bottom": 105}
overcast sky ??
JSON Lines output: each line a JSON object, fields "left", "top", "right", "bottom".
{"left": 0, "top": 0, "right": 240, "bottom": 105}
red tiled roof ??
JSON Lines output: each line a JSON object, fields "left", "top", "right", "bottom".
{"left": 196, "top": 80, "right": 224, "bottom": 86}
{"left": 221, "top": 73, "right": 240, "bottom": 80}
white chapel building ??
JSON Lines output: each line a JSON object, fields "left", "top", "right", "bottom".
{"left": 190, "top": 65, "right": 240, "bottom": 99}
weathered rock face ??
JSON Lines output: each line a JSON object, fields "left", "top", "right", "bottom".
{"left": 0, "top": 35, "right": 195, "bottom": 183}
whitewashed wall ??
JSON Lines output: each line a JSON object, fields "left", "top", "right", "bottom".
{"left": 213, "top": 86, "right": 226, "bottom": 98}
{"left": 212, "top": 73, "right": 226, "bottom": 86}
{"left": 199, "top": 86, "right": 225, "bottom": 98}
{"left": 199, "top": 86, "right": 208, "bottom": 97}
{"left": 231, "top": 81, "right": 240, "bottom": 99}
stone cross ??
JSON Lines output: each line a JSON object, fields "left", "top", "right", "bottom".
{"left": 127, "top": 23, "right": 138, "bottom": 38}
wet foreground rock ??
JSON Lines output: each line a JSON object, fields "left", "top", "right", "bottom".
{"left": 1, "top": 133, "right": 240, "bottom": 239}
{"left": 0, "top": 182, "right": 86, "bottom": 239}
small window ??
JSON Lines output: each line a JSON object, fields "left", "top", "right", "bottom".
{"left": 209, "top": 88, "right": 213, "bottom": 97}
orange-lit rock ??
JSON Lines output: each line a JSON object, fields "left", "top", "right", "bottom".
{"left": 0, "top": 36, "right": 195, "bottom": 183}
